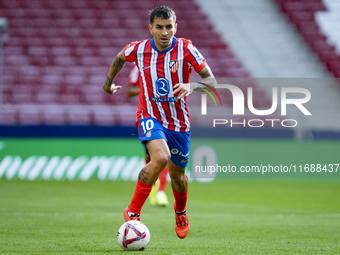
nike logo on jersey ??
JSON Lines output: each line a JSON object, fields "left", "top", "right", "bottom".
{"left": 142, "top": 66, "right": 151, "bottom": 70}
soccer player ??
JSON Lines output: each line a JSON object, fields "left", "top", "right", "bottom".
{"left": 127, "top": 64, "right": 169, "bottom": 207}
{"left": 103, "top": 5, "right": 216, "bottom": 239}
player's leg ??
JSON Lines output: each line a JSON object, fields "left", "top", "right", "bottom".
{"left": 144, "top": 154, "right": 150, "bottom": 164}
{"left": 141, "top": 138, "right": 170, "bottom": 184}
{"left": 124, "top": 138, "right": 169, "bottom": 220}
{"left": 124, "top": 118, "right": 171, "bottom": 221}
{"left": 144, "top": 153, "right": 158, "bottom": 205}
{"left": 144, "top": 143, "right": 169, "bottom": 206}
{"left": 146, "top": 150, "right": 169, "bottom": 206}
{"left": 165, "top": 130, "right": 190, "bottom": 238}
{"left": 168, "top": 160, "right": 188, "bottom": 204}
{"left": 168, "top": 160, "right": 189, "bottom": 239}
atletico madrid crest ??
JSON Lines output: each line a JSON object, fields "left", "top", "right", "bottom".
{"left": 169, "top": 60, "right": 179, "bottom": 73}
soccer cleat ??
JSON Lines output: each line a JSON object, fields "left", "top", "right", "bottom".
{"left": 156, "top": 191, "right": 169, "bottom": 206}
{"left": 123, "top": 207, "right": 141, "bottom": 222}
{"left": 173, "top": 201, "right": 189, "bottom": 239}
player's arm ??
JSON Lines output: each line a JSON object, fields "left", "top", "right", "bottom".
{"left": 193, "top": 65, "right": 217, "bottom": 92}
{"left": 102, "top": 49, "right": 127, "bottom": 94}
{"left": 173, "top": 65, "right": 217, "bottom": 101}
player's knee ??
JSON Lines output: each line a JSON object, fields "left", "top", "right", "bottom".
{"left": 153, "top": 151, "right": 170, "bottom": 168}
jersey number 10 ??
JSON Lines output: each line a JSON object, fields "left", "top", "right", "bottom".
{"left": 141, "top": 119, "right": 154, "bottom": 134}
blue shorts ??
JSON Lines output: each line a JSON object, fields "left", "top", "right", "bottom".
{"left": 137, "top": 118, "right": 190, "bottom": 168}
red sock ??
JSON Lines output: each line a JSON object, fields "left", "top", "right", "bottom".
{"left": 128, "top": 180, "right": 153, "bottom": 214}
{"left": 172, "top": 189, "right": 188, "bottom": 212}
{"left": 158, "top": 166, "right": 168, "bottom": 192}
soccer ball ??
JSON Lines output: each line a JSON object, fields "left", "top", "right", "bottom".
{"left": 117, "top": 220, "right": 150, "bottom": 251}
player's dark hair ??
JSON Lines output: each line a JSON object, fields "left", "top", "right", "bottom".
{"left": 150, "top": 6, "right": 176, "bottom": 24}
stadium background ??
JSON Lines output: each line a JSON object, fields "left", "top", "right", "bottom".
{"left": 1, "top": 0, "right": 340, "bottom": 180}
{"left": 0, "top": 0, "right": 339, "bottom": 254}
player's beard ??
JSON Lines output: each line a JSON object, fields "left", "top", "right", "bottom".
{"left": 157, "top": 36, "right": 172, "bottom": 50}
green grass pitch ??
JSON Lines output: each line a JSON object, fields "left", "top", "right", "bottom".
{"left": 0, "top": 179, "right": 339, "bottom": 254}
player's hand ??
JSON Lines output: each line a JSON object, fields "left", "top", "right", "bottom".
{"left": 173, "top": 83, "right": 193, "bottom": 101}
{"left": 110, "top": 84, "right": 122, "bottom": 94}
{"left": 103, "top": 83, "right": 122, "bottom": 94}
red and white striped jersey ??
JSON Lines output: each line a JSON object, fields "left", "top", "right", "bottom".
{"left": 124, "top": 37, "right": 207, "bottom": 132}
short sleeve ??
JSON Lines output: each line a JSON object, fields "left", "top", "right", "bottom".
{"left": 186, "top": 41, "right": 207, "bottom": 73}
{"left": 124, "top": 42, "right": 138, "bottom": 62}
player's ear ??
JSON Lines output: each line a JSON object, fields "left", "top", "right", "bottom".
{"left": 149, "top": 24, "right": 153, "bottom": 36}
{"left": 174, "top": 23, "right": 177, "bottom": 35}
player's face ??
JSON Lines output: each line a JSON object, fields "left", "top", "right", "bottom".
{"left": 149, "top": 17, "right": 177, "bottom": 51}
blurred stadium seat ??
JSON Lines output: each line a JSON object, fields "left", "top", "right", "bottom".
{"left": 1, "top": 0, "right": 264, "bottom": 126}
{"left": 275, "top": 0, "right": 340, "bottom": 78}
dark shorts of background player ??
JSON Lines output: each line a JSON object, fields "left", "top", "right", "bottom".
{"left": 137, "top": 117, "right": 190, "bottom": 168}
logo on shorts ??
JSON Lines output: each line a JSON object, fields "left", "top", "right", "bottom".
{"left": 171, "top": 148, "right": 179, "bottom": 154}
{"left": 146, "top": 130, "right": 151, "bottom": 137}
{"left": 181, "top": 159, "right": 188, "bottom": 163}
